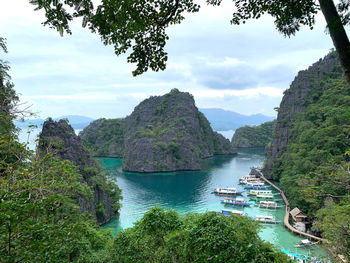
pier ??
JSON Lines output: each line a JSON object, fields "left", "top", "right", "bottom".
{"left": 251, "top": 168, "right": 325, "bottom": 242}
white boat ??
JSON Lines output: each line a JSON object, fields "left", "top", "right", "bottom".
{"left": 222, "top": 197, "right": 253, "bottom": 206}
{"left": 295, "top": 239, "right": 314, "bottom": 248}
{"left": 256, "top": 194, "right": 275, "bottom": 199}
{"left": 221, "top": 209, "right": 244, "bottom": 216}
{"left": 212, "top": 187, "right": 244, "bottom": 196}
{"left": 246, "top": 182, "right": 265, "bottom": 187}
{"left": 257, "top": 201, "right": 282, "bottom": 209}
{"left": 248, "top": 190, "right": 273, "bottom": 196}
{"left": 238, "top": 175, "right": 260, "bottom": 184}
{"left": 255, "top": 215, "right": 280, "bottom": 224}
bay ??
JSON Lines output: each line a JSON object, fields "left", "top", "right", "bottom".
{"left": 99, "top": 148, "right": 329, "bottom": 260}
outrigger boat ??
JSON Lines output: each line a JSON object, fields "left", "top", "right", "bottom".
{"left": 245, "top": 184, "right": 270, "bottom": 190}
{"left": 220, "top": 209, "right": 244, "bottom": 216}
{"left": 221, "top": 197, "right": 253, "bottom": 207}
{"left": 295, "top": 239, "right": 315, "bottom": 248}
{"left": 248, "top": 190, "right": 273, "bottom": 196}
{"left": 212, "top": 187, "right": 244, "bottom": 196}
{"left": 257, "top": 201, "right": 282, "bottom": 209}
{"left": 255, "top": 194, "right": 275, "bottom": 200}
{"left": 255, "top": 215, "right": 280, "bottom": 224}
{"left": 238, "top": 175, "right": 260, "bottom": 184}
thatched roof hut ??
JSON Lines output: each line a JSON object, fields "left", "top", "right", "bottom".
{"left": 290, "top": 207, "right": 307, "bottom": 222}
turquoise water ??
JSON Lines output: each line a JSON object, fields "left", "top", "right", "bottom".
{"left": 99, "top": 148, "right": 328, "bottom": 259}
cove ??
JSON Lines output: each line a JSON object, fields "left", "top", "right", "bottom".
{"left": 99, "top": 148, "right": 329, "bottom": 260}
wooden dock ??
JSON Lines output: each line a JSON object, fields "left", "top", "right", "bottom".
{"left": 252, "top": 169, "right": 325, "bottom": 242}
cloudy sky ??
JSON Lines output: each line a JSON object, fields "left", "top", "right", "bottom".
{"left": 1, "top": 0, "right": 335, "bottom": 119}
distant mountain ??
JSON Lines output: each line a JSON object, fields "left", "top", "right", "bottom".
{"left": 199, "top": 108, "right": 275, "bottom": 131}
{"left": 15, "top": 115, "right": 94, "bottom": 130}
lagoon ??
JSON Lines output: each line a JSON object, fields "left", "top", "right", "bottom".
{"left": 99, "top": 148, "right": 329, "bottom": 260}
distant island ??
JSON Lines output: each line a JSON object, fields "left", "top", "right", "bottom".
{"left": 15, "top": 115, "right": 94, "bottom": 129}
{"left": 231, "top": 120, "right": 276, "bottom": 148}
{"left": 199, "top": 108, "right": 275, "bottom": 131}
{"left": 81, "top": 89, "right": 237, "bottom": 172}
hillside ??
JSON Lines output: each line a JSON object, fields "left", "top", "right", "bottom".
{"left": 81, "top": 89, "right": 236, "bottom": 172}
{"left": 80, "top": 118, "right": 125, "bottom": 157}
{"left": 263, "top": 52, "right": 350, "bottom": 256}
{"left": 231, "top": 120, "right": 276, "bottom": 148}
{"left": 200, "top": 108, "right": 275, "bottom": 131}
{"left": 38, "top": 118, "right": 122, "bottom": 224}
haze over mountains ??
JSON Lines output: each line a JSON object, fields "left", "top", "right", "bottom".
{"left": 15, "top": 109, "right": 275, "bottom": 131}
{"left": 199, "top": 108, "right": 275, "bottom": 131}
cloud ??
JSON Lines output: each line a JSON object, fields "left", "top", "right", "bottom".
{"left": 1, "top": 0, "right": 338, "bottom": 120}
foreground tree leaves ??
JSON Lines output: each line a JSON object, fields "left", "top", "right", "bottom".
{"left": 112, "top": 206, "right": 291, "bottom": 263}
{"left": 0, "top": 154, "right": 115, "bottom": 263}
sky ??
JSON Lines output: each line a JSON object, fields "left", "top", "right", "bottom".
{"left": 0, "top": 0, "right": 336, "bottom": 119}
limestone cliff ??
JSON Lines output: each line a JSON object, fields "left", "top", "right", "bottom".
{"left": 38, "top": 118, "right": 122, "bottom": 225}
{"left": 231, "top": 120, "right": 276, "bottom": 148}
{"left": 263, "top": 52, "right": 342, "bottom": 179}
{"left": 81, "top": 89, "right": 237, "bottom": 172}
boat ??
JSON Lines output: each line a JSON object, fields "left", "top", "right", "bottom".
{"left": 255, "top": 194, "right": 275, "bottom": 199}
{"left": 295, "top": 239, "right": 315, "bottom": 248}
{"left": 257, "top": 200, "right": 282, "bottom": 209}
{"left": 255, "top": 215, "right": 280, "bottom": 224}
{"left": 248, "top": 190, "right": 273, "bottom": 196}
{"left": 212, "top": 187, "right": 244, "bottom": 196}
{"left": 221, "top": 197, "right": 253, "bottom": 206}
{"left": 238, "top": 175, "right": 260, "bottom": 184}
{"left": 246, "top": 181, "right": 265, "bottom": 186}
{"left": 244, "top": 184, "right": 270, "bottom": 190}
{"left": 213, "top": 188, "right": 244, "bottom": 196}
{"left": 220, "top": 209, "right": 244, "bottom": 216}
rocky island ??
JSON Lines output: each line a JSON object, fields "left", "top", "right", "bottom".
{"left": 81, "top": 89, "right": 236, "bottom": 172}
{"left": 38, "top": 118, "right": 122, "bottom": 224}
{"left": 231, "top": 120, "right": 276, "bottom": 148}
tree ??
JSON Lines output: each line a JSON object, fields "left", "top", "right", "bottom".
{"left": 30, "top": 0, "right": 350, "bottom": 84}
{"left": 0, "top": 39, "right": 116, "bottom": 263}
{"left": 112, "top": 206, "right": 291, "bottom": 263}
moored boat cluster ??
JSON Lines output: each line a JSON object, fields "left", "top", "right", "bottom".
{"left": 212, "top": 172, "right": 283, "bottom": 224}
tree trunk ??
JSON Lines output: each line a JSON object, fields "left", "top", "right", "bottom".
{"left": 318, "top": 0, "right": 350, "bottom": 86}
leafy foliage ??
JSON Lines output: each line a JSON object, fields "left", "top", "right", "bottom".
{"left": 0, "top": 39, "right": 117, "bottom": 262}
{"left": 81, "top": 118, "right": 125, "bottom": 157}
{"left": 112, "top": 206, "right": 291, "bottom": 263}
{"left": 30, "top": 0, "right": 200, "bottom": 76}
{"left": 232, "top": 120, "right": 276, "bottom": 148}
{"left": 314, "top": 199, "right": 350, "bottom": 260}
{"left": 268, "top": 56, "right": 350, "bottom": 258}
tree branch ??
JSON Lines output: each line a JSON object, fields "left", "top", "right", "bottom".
{"left": 157, "top": 0, "right": 180, "bottom": 26}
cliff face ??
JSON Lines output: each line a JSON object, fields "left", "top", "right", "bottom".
{"left": 263, "top": 52, "right": 342, "bottom": 179}
{"left": 231, "top": 120, "right": 276, "bottom": 148}
{"left": 38, "top": 119, "right": 121, "bottom": 225}
{"left": 80, "top": 118, "right": 125, "bottom": 157}
{"left": 81, "top": 89, "right": 236, "bottom": 172}
{"left": 122, "top": 90, "right": 236, "bottom": 172}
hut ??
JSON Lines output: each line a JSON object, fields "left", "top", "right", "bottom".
{"left": 290, "top": 207, "right": 307, "bottom": 222}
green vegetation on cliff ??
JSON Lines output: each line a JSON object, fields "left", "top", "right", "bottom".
{"left": 112, "top": 207, "right": 290, "bottom": 263}
{"left": 231, "top": 120, "right": 276, "bottom": 148}
{"left": 80, "top": 118, "right": 125, "bottom": 157}
{"left": 38, "top": 118, "right": 122, "bottom": 225}
{"left": 267, "top": 52, "right": 350, "bottom": 258}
